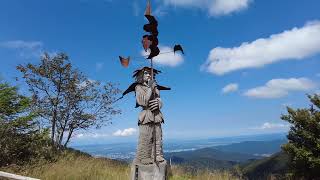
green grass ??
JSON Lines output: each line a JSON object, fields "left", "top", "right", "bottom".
{"left": 1, "top": 150, "right": 240, "bottom": 180}
{"left": 1, "top": 150, "right": 130, "bottom": 180}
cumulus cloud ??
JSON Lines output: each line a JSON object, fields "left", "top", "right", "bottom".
{"left": 113, "top": 128, "right": 137, "bottom": 137}
{"left": 141, "top": 45, "right": 184, "bottom": 67}
{"left": 222, "top": 83, "right": 239, "bottom": 94}
{"left": 0, "top": 40, "right": 43, "bottom": 58}
{"left": 203, "top": 21, "right": 320, "bottom": 75}
{"left": 244, "top": 78, "right": 316, "bottom": 98}
{"left": 75, "top": 133, "right": 109, "bottom": 139}
{"left": 252, "top": 122, "right": 290, "bottom": 130}
{"left": 209, "top": 0, "right": 251, "bottom": 16}
{"left": 163, "top": 0, "right": 251, "bottom": 16}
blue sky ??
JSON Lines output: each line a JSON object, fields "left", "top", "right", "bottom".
{"left": 1, "top": 0, "right": 320, "bottom": 145}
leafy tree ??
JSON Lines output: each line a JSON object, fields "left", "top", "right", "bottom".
{"left": 17, "top": 53, "right": 121, "bottom": 148}
{"left": 0, "top": 82, "right": 49, "bottom": 166}
{"left": 281, "top": 94, "right": 320, "bottom": 179}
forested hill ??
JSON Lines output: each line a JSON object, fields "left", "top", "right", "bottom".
{"left": 214, "top": 139, "right": 287, "bottom": 155}
{"left": 166, "top": 148, "right": 262, "bottom": 170}
{"left": 165, "top": 139, "right": 287, "bottom": 170}
{"left": 241, "top": 151, "right": 290, "bottom": 179}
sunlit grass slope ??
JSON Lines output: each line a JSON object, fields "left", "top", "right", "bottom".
{"left": 1, "top": 149, "right": 239, "bottom": 180}
{"left": 170, "top": 165, "right": 240, "bottom": 180}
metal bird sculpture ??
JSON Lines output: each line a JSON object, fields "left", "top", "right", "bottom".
{"left": 119, "top": 56, "right": 130, "bottom": 68}
{"left": 174, "top": 44, "right": 184, "bottom": 54}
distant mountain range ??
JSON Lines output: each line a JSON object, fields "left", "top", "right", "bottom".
{"left": 165, "top": 148, "right": 261, "bottom": 170}
{"left": 165, "top": 139, "right": 287, "bottom": 170}
{"left": 214, "top": 139, "right": 287, "bottom": 156}
{"left": 72, "top": 133, "right": 288, "bottom": 164}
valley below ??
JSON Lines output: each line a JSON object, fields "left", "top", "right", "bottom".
{"left": 73, "top": 133, "right": 288, "bottom": 170}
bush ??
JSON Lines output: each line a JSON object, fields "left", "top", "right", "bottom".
{"left": 0, "top": 82, "right": 51, "bottom": 166}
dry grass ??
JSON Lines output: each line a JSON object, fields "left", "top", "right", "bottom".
{"left": 1, "top": 151, "right": 130, "bottom": 180}
{"left": 1, "top": 152, "right": 240, "bottom": 180}
{"left": 169, "top": 165, "right": 240, "bottom": 180}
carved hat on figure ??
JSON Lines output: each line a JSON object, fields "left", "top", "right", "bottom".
{"left": 117, "top": 67, "right": 170, "bottom": 108}
{"left": 133, "top": 66, "right": 161, "bottom": 83}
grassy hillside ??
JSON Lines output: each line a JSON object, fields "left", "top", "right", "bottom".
{"left": 170, "top": 166, "right": 241, "bottom": 180}
{"left": 0, "top": 149, "right": 239, "bottom": 180}
{"left": 1, "top": 149, "right": 130, "bottom": 180}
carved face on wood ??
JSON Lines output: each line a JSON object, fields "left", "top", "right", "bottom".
{"left": 143, "top": 70, "right": 152, "bottom": 83}
{"left": 133, "top": 67, "right": 160, "bottom": 84}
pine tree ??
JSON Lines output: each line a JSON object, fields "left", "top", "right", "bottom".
{"left": 281, "top": 94, "right": 320, "bottom": 179}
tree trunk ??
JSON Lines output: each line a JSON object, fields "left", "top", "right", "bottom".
{"left": 59, "top": 112, "right": 70, "bottom": 147}
{"left": 51, "top": 110, "right": 57, "bottom": 147}
{"left": 51, "top": 120, "right": 55, "bottom": 146}
{"left": 56, "top": 129, "right": 62, "bottom": 149}
{"left": 64, "top": 128, "right": 74, "bottom": 147}
{"left": 58, "top": 129, "right": 64, "bottom": 147}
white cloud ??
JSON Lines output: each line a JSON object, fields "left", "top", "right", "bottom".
{"left": 222, "top": 83, "right": 239, "bottom": 94}
{"left": 244, "top": 78, "right": 316, "bottom": 98}
{"left": 75, "top": 132, "right": 109, "bottom": 139}
{"left": 203, "top": 21, "right": 320, "bottom": 75}
{"left": 253, "top": 122, "right": 290, "bottom": 130}
{"left": 132, "top": 1, "right": 140, "bottom": 16}
{"left": 163, "top": 0, "right": 205, "bottom": 9}
{"left": 78, "top": 79, "right": 97, "bottom": 89}
{"left": 154, "top": 6, "right": 168, "bottom": 17}
{"left": 241, "top": 71, "right": 248, "bottom": 77}
{"left": 209, "top": 0, "right": 251, "bottom": 16}
{"left": 281, "top": 103, "right": 292, "bottom": 108}
{"left": 113, "top": 128, "right": 137, "bottom": 137}
{"left": 0, "top": 40, "right": 43, "bottom": 49}
{"left": 141, "top": 45, "right": 184, "bottom": 67}
{"left": 163, "top": 0, "right": 251, "bottom": 16}
{"left": 0, "top": 40, "right": 43, "bottom": 58}
{"left": 95, "top": 62, "right": 104, "bottom": 72}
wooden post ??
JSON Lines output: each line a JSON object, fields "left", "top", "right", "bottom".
{"left": 150, "top": 58, "right": 157, "bottom": 165}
